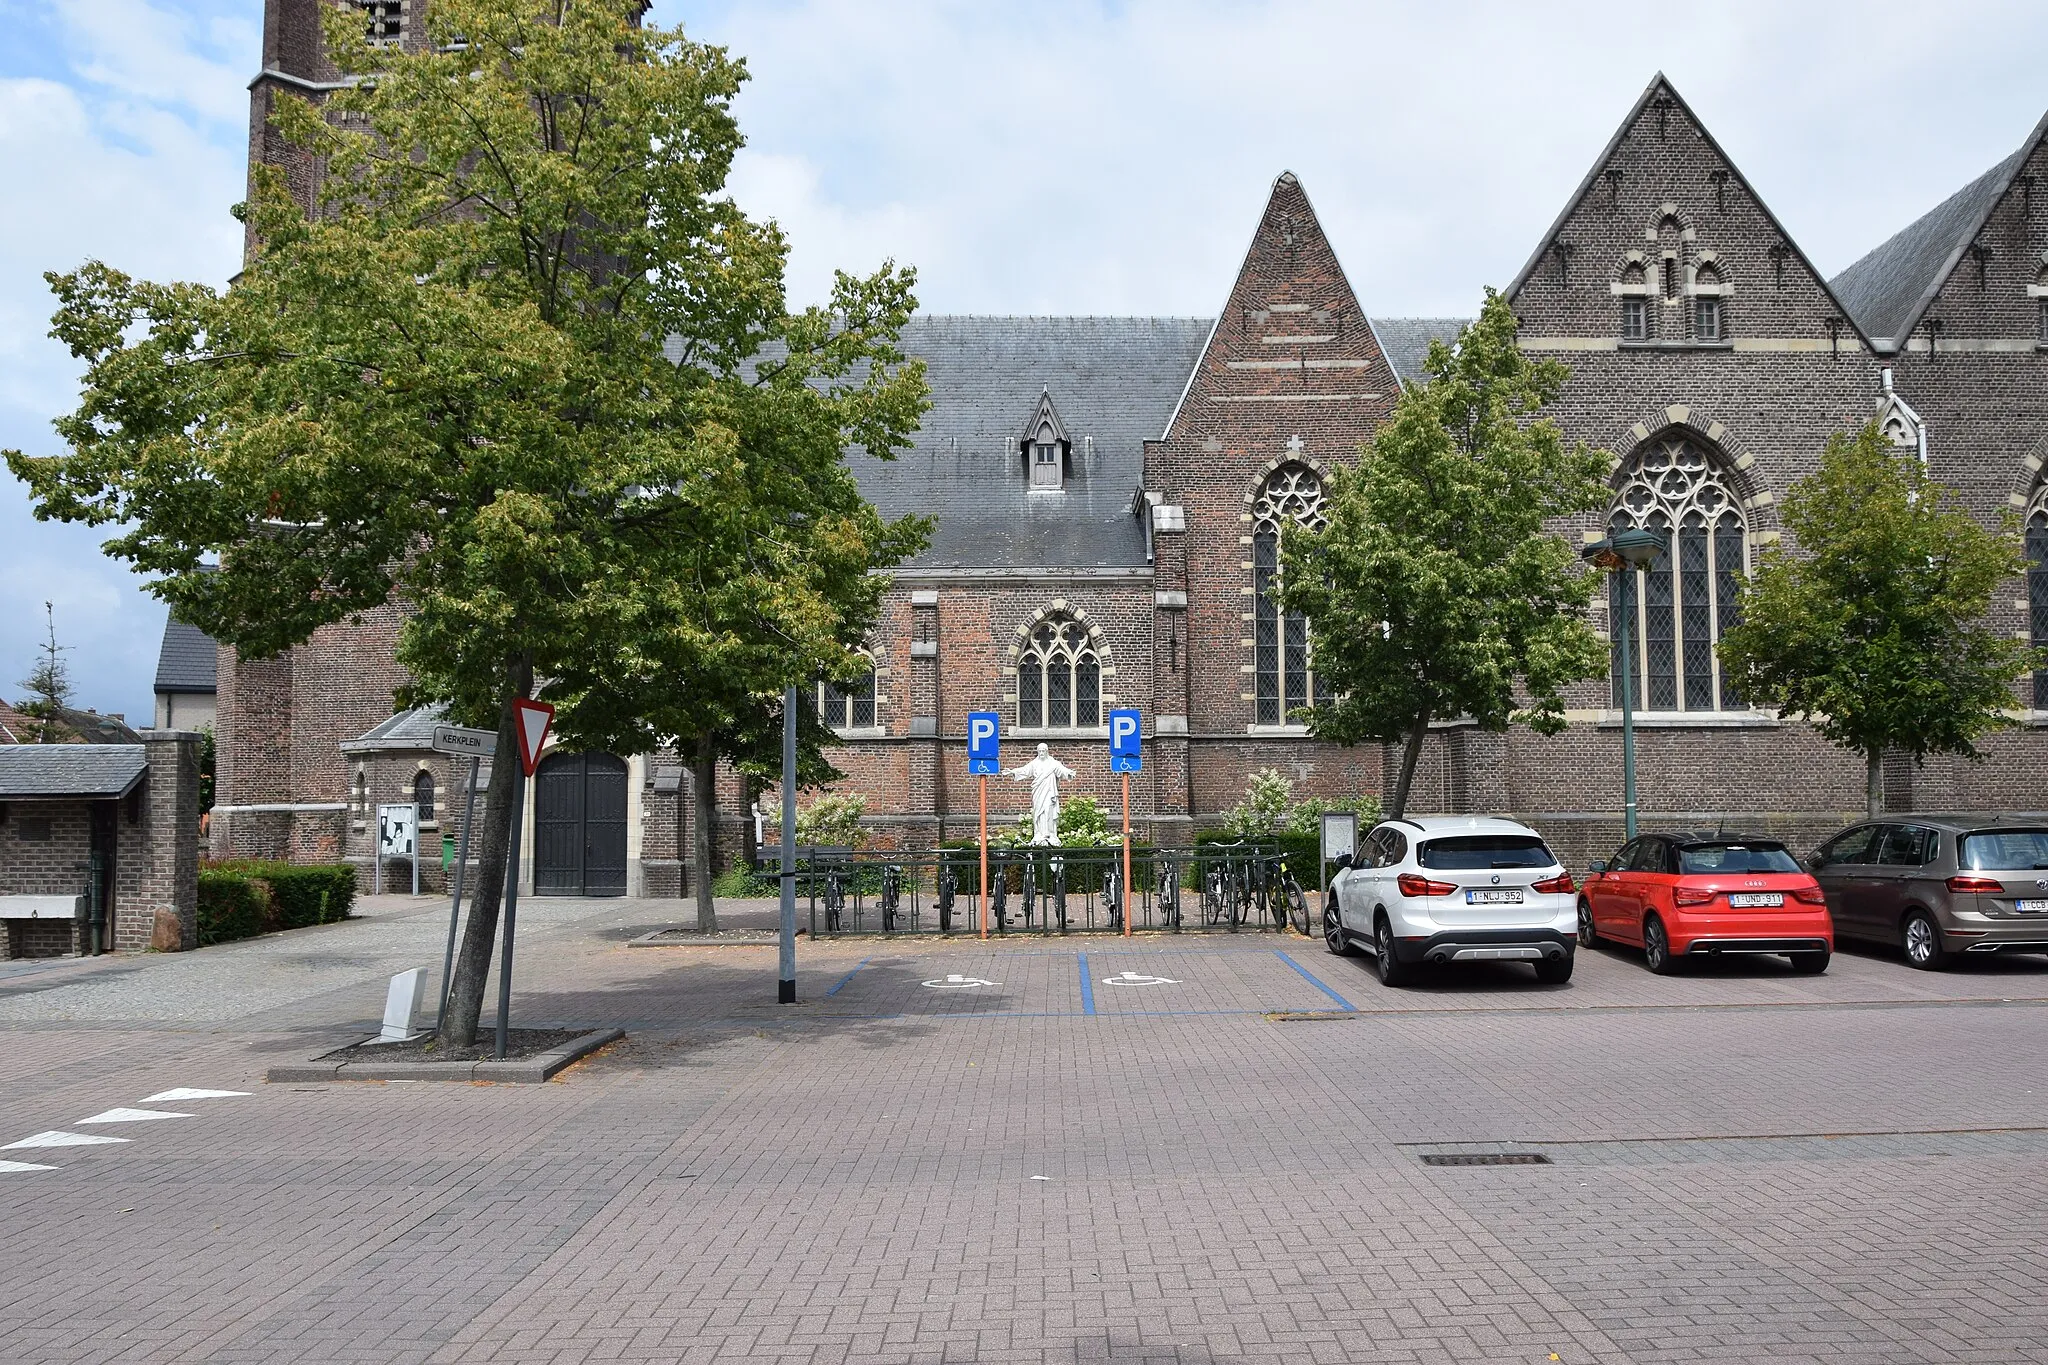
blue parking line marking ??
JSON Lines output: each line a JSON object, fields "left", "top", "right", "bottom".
{"left": 824, "top": 958, "right": 871, "bottom": 997}
{"left": 1274, "top": 950, "right": 1357, "bottom": 1011}
{"left": 1078, "top": 952, "right": 1097, "bottom": 1015}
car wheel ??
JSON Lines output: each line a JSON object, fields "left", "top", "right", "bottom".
{"left": 1576, "top": 900, "right": 1601, "bottom": 948}
{"left": 1323, "top": 899, "right": 1352, "bottom": 956}
{"left": 1643, "top": 915, "right": 1678, "bottom": 975}
{"left": 1788, "top": 949, "right": 1830, "bottom": 975}
{"left": 1902, "top": 910, "right": 1948, "bottom": 971}
{"left": 1374, "top": 917, "right": 1413, "bottom": 987}
{"left": 1534, "top": 952, "right": 1574, "bottom": 984}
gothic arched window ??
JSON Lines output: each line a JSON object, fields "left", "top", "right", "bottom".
{"left": 412, "top": 770, "right": 436, "bottom": 824}
{"left": 819, "top": 655, "right": 878, "bottom": 730}
{"left": 1609, "top": 435, "right": 1748, "bottom": 712}
{"left": 1252, "top": 462, "right": 1328, "bottom": 725}
{"left": 1017, "top": 616, "right": 1099, "bottom": 729}
{"left": 2028, "top": 484, "right": 2048, "bottom": 709}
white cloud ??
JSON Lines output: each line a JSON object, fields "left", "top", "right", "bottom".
{"left": 1, "top": 2, "right": 247, "bottom": 720}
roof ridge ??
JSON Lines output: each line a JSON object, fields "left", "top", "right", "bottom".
{"left": 1827, "top": 106, "right": 2048, "bottom": 348}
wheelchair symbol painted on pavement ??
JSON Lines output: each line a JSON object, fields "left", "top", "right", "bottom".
{"left": 922, "top": 974, "right": 1001, "bottom": 989}
{"left": 1101, "top": 970, "right": 1179, "bottom": 986}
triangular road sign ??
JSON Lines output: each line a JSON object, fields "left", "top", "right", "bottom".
{"left": 513, "top": 699, "right": 554, "bottom": 777}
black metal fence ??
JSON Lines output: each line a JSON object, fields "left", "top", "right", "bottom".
{"left": 771, "top": 841, "right": 1313, "bottom": 937}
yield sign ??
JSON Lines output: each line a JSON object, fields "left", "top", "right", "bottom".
{"left": 513, "top": 699, "right": 554, "bottom": 777}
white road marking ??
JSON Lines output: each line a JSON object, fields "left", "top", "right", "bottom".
{"left": 77, "top": 1108, "right": 193, "bottom": 1125}
{"left": 1101, "top": 970, "right": 1179, "bottom": 986}
{"left": 921, "top": 974, "right": 1000, "bottom": 989}
{"left": 139, "top": 1089, "right": 248, "bottom": 1103}
{"left": 3, "top": 1131, "right": 130, "bottom": 1150}
{"left": 0, "top": 1160, "right": 58, "bottom": 1172}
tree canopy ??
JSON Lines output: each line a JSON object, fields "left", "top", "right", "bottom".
{"left": 1717, "top": 422, "right": 2038, "bottom": 818}
{"left": 1277, "top": 291, "right": 1611, "bottom": 818}
{"left": 5, "top": 0, "right": 929, "bottom": 1040}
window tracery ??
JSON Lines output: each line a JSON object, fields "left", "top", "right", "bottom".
{"left": 1608, "top": 435, "right": 1748, "bottom": 712}
{"left": 1016, "top": 615, "right": 1100, "bottom": 729}
{"left": 819, "top": 655, "right": 878, "bottom": 731}
{"left": 1252, "top": 463, "right": 1327, "bottom": 725}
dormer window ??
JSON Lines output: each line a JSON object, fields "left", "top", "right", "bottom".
{"left": 1017, "top": 389, "right": 1071, "bottom": 492}
{"left": 1031, "top": 425, "right": 1061, "bottom": 489}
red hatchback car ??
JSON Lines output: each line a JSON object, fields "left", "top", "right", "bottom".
{"left": 1580, "top": 833, "right": 1833, "bottom": 974}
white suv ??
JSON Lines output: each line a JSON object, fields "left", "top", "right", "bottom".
{"left": 1326, "top": 816, "right": 1577, "bottom": 986}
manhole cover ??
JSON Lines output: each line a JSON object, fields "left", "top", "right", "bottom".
{"left": 1418, "top": 1152, "right": 1551, "bottom": 1167}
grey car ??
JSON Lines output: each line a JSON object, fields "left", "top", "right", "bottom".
{"left": 1807, "top": 817, "right": 2048, "bottom": 969}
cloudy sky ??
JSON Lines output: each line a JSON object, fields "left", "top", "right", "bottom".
{"left": 4, "top": 0, "right": 2044, "bottom": 721}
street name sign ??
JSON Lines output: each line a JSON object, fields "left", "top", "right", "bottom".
{"left": 430, "top": 723, "right": 496, "bottom": 758}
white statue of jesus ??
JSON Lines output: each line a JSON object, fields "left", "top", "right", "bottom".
{"left": 1004, "top": 743, "right": 1075, "bottom": 846}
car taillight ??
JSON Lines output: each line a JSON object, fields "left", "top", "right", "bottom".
{"left": 1673, "top": 886, "right": 1716, "bottom": 906}
{"left": 1531, "top": 873, "right": 1575, "bottom": 894}
{"left": 1396, "top": 872, "right": 1458, "bottom": 897}
{"left": 1947, "top": 874, "right": 2006, "bottom": 894}
{"left": 1791, "top": 883, "right": 1827, "bottom": 905}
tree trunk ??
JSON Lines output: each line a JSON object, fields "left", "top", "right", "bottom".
{"left": 1388, "top": 706, "right": 1433, "bottom": 821}
{"left": 438, "top": 652, "right": 533, "bottom": 1047}
{"left": 692, "top": 730, "right": 719, "bottom": 933}
{"left": 1866, "top": 748, "right": 1884, "bottom": 821}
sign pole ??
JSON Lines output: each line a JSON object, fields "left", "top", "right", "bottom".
{"left": 778, "top": 684, "right": 797, "bottom": 1004}
{"left": 435, "top": 754, "right": 480, "bottom": 1029}
{"left": 411, "top": 824, "right": 420, "bottom": 898}
{"left": 1121, "top": 770, "right": 1133, "bottom": 939}
{"left": 373, "top": 814, "right": 383, "bottom": 898}
{"left": 495, "top": 761, "right": 524, "bottom": 1060}
{"left": 979, "top": 774, "right": 989, "bottom": 940}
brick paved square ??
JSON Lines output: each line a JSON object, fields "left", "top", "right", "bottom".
{"left": 2, "top": 894, "right": 2045, "bottom": 1363}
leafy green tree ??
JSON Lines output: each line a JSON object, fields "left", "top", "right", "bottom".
{"left": 1278, "top": 291, "right": 1611, "bottom": 819}
{"left": 5, "top": 0, "right": 927, "bottom": 1043}
{"left": 1718, "top": 423, "right": 2038, "bottom": 818}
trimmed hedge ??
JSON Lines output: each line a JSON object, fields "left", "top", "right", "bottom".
{"left": 227, "top": 861, "right": 357, "bottom": 928}
{"left": 195, "top": 861, "right": 357, "bottom": 946}
{"left": 197, "top": 869, "right": 269, "bottom": 947}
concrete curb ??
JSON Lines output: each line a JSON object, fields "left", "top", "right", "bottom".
{"left": 265, "top": 1027, "right": 624, "bottom": 1084}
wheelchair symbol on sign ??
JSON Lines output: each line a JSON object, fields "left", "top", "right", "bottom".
{"left": 1101, "top": 971, "right": 1178, "bottom": 986}
{"left": 922, "top": 974, "right": 1001, "bottom": 989}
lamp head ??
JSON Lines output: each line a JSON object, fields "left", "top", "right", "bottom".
{"left": 1580, "top": 527, "right": 1668, "bottom": 571}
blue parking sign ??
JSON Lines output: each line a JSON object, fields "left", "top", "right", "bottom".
{"left": 1109, "top": 708, "right": 1142, "bottom": 773}
{"left": 967, "top": 711, "right": 1001, "bottom": 775}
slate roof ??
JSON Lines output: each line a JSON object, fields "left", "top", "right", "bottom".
{"left": 0, "top": 745, "right": 148, "bottom": 799}
{"left": 154, "top": 618, "right": 218, "bottom": 695}
{"left": 1370, "top": 318, "right": 1469, "bottom": 388}
{"left": 1828, "top": 117, "right": 2047, "bottom": 350}
{"left": 341, "top": 704, "right": 449, "bottom": 753}
{"left": 845, "top": 316, "right": 1211, "bottom": 570}
{"left": 0, "top": 700, "right": 31, "bottom": 745}
{"left": 680, "top": 313, "right": 1469, "bottom": 573}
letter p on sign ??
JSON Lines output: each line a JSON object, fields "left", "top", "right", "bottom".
{"left": 1109, "top": 709, "right": 1141, "bottom": 772}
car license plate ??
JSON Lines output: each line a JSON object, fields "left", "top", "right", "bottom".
{"left": 1466, "top": 888, "right": 1524, "bottom": 905}
{"left": 1728, "top": 892, "right": 1784, "bottom": 908}
{"left": 2016, "top": 899, "right": 2048, "bottom": 914}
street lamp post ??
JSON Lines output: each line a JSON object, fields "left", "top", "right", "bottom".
{"left": 1581, "top": 527, "right": 1668, "bottom": 841}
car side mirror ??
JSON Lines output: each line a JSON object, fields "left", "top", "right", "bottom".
{"left": 1333, "top": 853, "right": 1353, "bottom": 871}
{"left": 1587, "top": 860, "right": 1606, "bottom": 874}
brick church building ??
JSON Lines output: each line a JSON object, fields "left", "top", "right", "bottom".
{"left": 208, "top": 7, "right": 2048, "bottom": 894}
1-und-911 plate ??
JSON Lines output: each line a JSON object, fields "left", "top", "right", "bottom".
{"left": 1728, "top": 892, "right": 1784, "bottom": 907}
{"left": 1466, "top": 888, "right": 1524, "bottom": 905}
